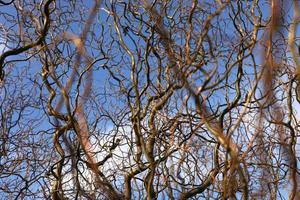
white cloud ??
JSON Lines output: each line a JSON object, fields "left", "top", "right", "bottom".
{"left": 0, "top": 37, "right": 7, "bottom": 53}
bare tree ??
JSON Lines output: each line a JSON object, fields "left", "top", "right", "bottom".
{"left": 0, "top": 0, "right": 300, "bottom": 199}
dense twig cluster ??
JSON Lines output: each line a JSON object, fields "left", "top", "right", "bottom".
{"left": 0, "top": 0, "right": 299, "bottom": 199}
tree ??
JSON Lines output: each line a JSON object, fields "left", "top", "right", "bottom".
{"left": 0, "top": 0, "right": 299, "bottom": 199}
